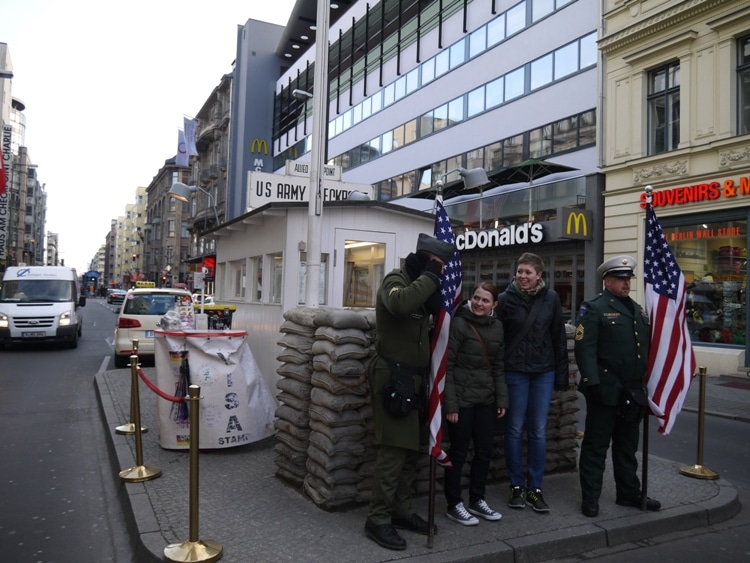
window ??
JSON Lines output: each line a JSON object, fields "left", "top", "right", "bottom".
{"left": 298, "top": 253, "right": 328, "bottom": 305}
{"left": 530, "top": 53, "right": 553, "bottom": 90}
{"left": 343, "top": 241, "right": 385, "bottom": 307}
{"left": 486, "top": 77, "right": 504, "bottom": 109}
{"left": 270, "top": 253, "right": 283, "bottom": 304}
{"left": 233, "top": 260, "right": 246, "bottom": 298}
{"left": 648, "top": 61, "right": 680, "bottom": 154}
{"left": 505, "top": 68, "right": 525, "bottom": 101}
{"left": 467, "top": 86, "right": 485, "bottom": 117}
{"left": 168, "top": 220, "right": 175, "bottom": 238}
{"left": 738, "top": 34, "right": 750, "bottom": 135}
{"left": 252, "top": 256, "right": 263, "bottom": 302}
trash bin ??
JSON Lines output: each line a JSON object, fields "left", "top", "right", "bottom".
{"left": 194, "top": 303, "right": 236, "bottom": 330}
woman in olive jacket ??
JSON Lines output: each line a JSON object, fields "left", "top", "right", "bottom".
{"left": 443, "top": 282, "right": 508, "bottom": 525}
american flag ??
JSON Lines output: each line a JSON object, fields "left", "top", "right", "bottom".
{"left": 644, "top": 199, "right": 696, "bottom": 435}
{"left": 427, "top": 197, "right": 462, "bottom": 467}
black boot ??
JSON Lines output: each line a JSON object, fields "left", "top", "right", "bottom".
{"left": 364, "top": 521, "right": 407, "bottom": 550}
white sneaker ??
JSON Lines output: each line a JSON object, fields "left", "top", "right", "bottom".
{"left": 468, "top": 499, "right": 502, "bottom": 521}
{"left": 446, "top": 502, "right": 479, "bottom": 526}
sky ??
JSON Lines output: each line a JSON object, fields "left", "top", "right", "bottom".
{"left": 0, "top": 0, "right": 297, "bottom": 273}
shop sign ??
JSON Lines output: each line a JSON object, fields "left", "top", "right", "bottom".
{"left": 639, "top": 175, "right": 750, "bottom": 209}
{"left": 559, "top": 208, "right": 593, "bottom": 240}
{"left": 456, "top": 222, "right": 543, "bottom": 251}
{"left": 247, "top": 171, "right": 373, "bottom": 207}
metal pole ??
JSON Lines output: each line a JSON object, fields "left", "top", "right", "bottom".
{"left": 116, "top": 339, "right": 148, "bottom": 435}
{"left": 305, "top": 0, "right": 331, "bottom": 308}
{"left": 679, "top": 366, "right": 719, "bottom": 479}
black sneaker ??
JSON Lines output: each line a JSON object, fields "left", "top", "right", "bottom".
{"left": 581, "top": 498, "right": 599, "bottom": 517}
{"left": 508, "top": 486, "right": 525, "bottom": 509}
{"left": 467, "top": 499, "right": 502, "bottom": 521}
{"left": 446, "top": 502, "right": 479, "bottom": 526}
{"left": 364, "top": 521, "right": 406, "bottom": 550}
{"left": 525, "top": 488, "right": 550, "bottom": 513}
{"left": 616, "top": 496, "right": 661, "bottom": 511}
{"left": 392, "top": 513, "right": 436, "bottom": 535}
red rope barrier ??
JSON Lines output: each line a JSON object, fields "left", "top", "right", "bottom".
{"left": 137, "top": 368, "right": 185, "bottom": 403}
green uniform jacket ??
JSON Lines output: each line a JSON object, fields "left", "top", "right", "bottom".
{"left": 368, "top": 265, "right": 440, "bottom": 451}
{"left": 444, "top": 301, "right": 508, "bottom": 413}
{"left": 574, "top": 289, "right": 650, "bottom": 406}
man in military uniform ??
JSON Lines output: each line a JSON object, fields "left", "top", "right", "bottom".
{"left": 364, "top": 233, "right": 456, "bottom": 550}
{"left": 574, "top": 255, "right": 661, "bottom": 517}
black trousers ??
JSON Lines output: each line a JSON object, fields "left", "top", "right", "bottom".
{"left": 443, "top": 404, "right": 496, "bottom": 509}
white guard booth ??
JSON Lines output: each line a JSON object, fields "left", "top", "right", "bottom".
{"left": 154, "top": 329, "right": 277, "bottom": 449}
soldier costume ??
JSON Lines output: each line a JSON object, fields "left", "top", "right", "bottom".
{"left": 364, "top": 233, "right": 456, "bottom": 551}
{"left": 575, "top": 255, "right": 661, "bottom": 517}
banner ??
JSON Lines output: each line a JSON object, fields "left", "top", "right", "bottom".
{"left": 183, "top": 117, "right": 198, "bottom": 156}
{"left": 176, "top": 129, "right": 189, "bottom": 167}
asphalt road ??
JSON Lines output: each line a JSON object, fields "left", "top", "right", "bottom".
{"left": 0, "top": 298, "right": 134, "bottom": 562}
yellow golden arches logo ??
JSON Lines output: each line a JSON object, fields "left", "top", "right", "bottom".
{"left": 250, "top": 139, "right": 268, "bottom": 155}
{"left": 566, "top": 211, "right": 588, "bottom": 237}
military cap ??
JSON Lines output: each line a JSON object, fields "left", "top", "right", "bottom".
{"left": 416, "top": 233, "right": 457, "bottom": 263}
{"left": 597, "top": 255, "right": 636, "bottom": 278}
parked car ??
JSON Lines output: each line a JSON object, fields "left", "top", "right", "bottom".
{"left": 107, "top": 289, "right": 127, "bottom": 305}
{"left": 192, "top": 293, "right": 215, "bottom": 306}
{"left": 113, "top": 287, "right": 192, "bottom": 368}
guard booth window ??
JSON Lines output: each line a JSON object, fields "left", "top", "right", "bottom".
{"left": 343, "top": 241, "right": 385, "bottom": 307}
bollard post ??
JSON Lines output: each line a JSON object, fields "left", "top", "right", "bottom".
{"left": 679, "top": 366, "right": 719, "bottom": 480}
{"left": 119, "top": 354, "right": 162, "bottom": 482}
{"left": 115, "top": 339, "right": 148, "bottom": 435}
{"left": 164, "top": 385, "right": 223, "bottom": 562}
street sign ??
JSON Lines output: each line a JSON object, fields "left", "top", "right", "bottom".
{"left": 285, "top": 160, "right": 341, "bottom": 181}
{"left": 247, "top": 171, "right": 373, "bottom": 208}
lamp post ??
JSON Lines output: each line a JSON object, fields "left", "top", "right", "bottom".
{"left": 168, "top": 182, "right": 220, "bottom": 227}
{"left": 435, "top": 167, "right": 490, "bottom": 227}
{"left": 305, "top": 0, "right": 331, "bottom": 308}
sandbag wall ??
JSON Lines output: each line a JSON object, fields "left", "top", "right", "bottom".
{"left": 273, "top": 306, "right": 581, "bottom": 511}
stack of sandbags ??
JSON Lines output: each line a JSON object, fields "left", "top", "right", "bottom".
{"left": 302, "top": 308, "right": 376, "bottom": 509}
{"left": 273, "top": 311, "right": 317, "bottom": 486}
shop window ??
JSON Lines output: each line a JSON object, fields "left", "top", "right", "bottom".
{"left": 738, "top": 34, "right": 750, "bottom": 135}
{"left": 344, "top": 241, "right": 385, "bottom": 307}
{"left": 648, "top": 61, "right": 680, "bottom": 155}
{"left": 665, "top": 220, "right": 746, "bottom": 345}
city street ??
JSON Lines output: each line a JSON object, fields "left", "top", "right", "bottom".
{"left": 0, "top": 299, "right": 133, "bottom": 562}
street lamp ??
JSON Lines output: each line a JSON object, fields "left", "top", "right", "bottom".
{"left": 168, "top": 182, "right": 220, "bottom": 227}
{"left": 435, "top": 167, "right": 490, "bottom": 228}
{"left": 305, "top": 0, "right": 331, "bottom": 308}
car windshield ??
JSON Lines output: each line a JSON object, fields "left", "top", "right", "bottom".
{"left": 123, "top": 293, "right": 182, "bottom": 315}
{"left": 0, "top": 279, "right": 75, "bottom": 303}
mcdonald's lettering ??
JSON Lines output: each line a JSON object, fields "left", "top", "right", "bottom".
{"left": 250, "top": 138, "right": 268, "bottom": 154}
{"left": 253, "top": 158, "right": 264, "bottom": 171}
{"left": 456, "top": 223, "right": 544, "bottom": 250}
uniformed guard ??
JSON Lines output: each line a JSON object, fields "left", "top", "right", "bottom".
{"left": 574, "top": 255, "right": 661, "bottom": 517}
{"left": 364, "top": 233, "right": 455, "bottom": 550}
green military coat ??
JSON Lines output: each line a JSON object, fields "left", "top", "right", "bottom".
{"left": 574, "top": 289, "right": 650, "bottom": 405}
{"left": 368, "top": 265, "right": 440, "bottom": 451}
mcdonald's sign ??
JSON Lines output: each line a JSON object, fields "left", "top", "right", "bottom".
{"left": 560, "top": 208, "right": 593, "bottom": 240}
{"left": 250, "top": 138, "right": 268, "bottom": 155}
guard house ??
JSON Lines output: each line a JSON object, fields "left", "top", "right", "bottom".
{"left": 209, "top": 194, "right": 448, "bottom": 392}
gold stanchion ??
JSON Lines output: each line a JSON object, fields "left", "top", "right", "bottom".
{"left": 164, "top": 385, "right": 223, "bottom": 562}
{"left": 680, "top": 366, "right": 719, "bottom": 480}
{"left": 116, "top": 339, "right": 147, "bottom": 435}
{"left": 119, "top": 353, "right": 162, "bottom": 482}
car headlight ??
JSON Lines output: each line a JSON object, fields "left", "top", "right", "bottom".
{"left": 0, "top": 312, "right": 7, "bottom": 329}
{"left": 59, "top": 310, "right": 72, "bottom": 327}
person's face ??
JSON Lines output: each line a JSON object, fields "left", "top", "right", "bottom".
{"left": 515, "top": 262, "right": 541, "bottom": 291}
{"left": 470, "top": 287, "right": 497, "bottom": 317}
{"left": 604, "top": 275, "right": 631, "bottom": 297}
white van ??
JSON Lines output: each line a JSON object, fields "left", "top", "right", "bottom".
{"left": 0, "top": 266, "right": 86, "bottom": 349}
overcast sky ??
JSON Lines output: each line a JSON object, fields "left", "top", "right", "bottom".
{"left": 1, "top": 0, "right": 296, "bottom": 272}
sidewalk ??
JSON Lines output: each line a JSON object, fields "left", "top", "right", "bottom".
{"left": 95, "top": 368, "right": 746, "bottom": 563}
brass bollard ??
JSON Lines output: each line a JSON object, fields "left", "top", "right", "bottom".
{"left": 119, "top": 354, "right": 162, "bottom": 482}
{"left": 164, "top": 385, "right": 223, "bottom": 562}
{"left": 679, "top": 366, "right": 719, "bottom": 480}
{"left": 116, "top": 339, "right": 148, "bottom": 435}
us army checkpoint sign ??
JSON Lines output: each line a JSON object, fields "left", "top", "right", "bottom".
{"left": 247, "top": 170, "right": 374, "bottom": 209}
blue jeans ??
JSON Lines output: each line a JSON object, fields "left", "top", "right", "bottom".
{"left": 504, "top": 370, "right": 555, "bottom": 490}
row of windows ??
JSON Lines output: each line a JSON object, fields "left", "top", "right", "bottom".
{"left": 374, "top": 108, "right": 594, "bottom": 201}
{"left": 275, "top": 0, "right": 579, "bottom": 165}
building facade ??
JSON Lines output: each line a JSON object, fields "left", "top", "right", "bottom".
{"left": 600, "top": 0, "right": 750, "bottom": 373}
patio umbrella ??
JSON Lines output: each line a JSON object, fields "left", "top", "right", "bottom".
{"left": 488, "top": 158, "right": 578, "bottom": 221}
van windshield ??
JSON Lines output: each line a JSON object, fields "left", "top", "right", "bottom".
{"left": 0, "top": 280, "right": 75, "bottom": 303}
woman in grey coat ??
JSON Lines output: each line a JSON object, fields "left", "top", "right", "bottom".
{"left": 443, "top": 282, "right": 508, "bottom": 526}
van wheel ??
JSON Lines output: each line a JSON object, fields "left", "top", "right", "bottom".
{"left": 68, "top": 333, "right": 78, "bottom": 349}
{"left": 114, "top": 354, "right": 128, "bottom": 369}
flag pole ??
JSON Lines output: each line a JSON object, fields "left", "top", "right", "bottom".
{"left": 640, "top": 185, "right": 654, "bottom": 510}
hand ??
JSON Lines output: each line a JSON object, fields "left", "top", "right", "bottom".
{"left": 423, "top": 259, "right": 443, "bottom": 277}
{"left": 496, "top": 407, "right": 506, "bottom": 419}
{"left": 446, "top": 412, "right": 458, "bottom": 424}
{"left": 585, "top": 384, "right": 602, "bottom": 404}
